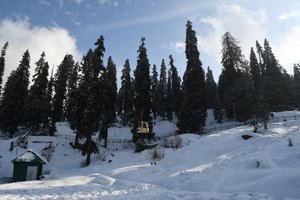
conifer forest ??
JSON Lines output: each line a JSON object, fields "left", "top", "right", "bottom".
{"left": 0, "top": 21, "right": 299, "bottom": 165}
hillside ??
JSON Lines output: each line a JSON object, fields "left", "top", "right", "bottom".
{"left": 0, "top": 112, "right": 300, "bottom": 199}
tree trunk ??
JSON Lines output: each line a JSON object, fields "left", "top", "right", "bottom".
{"left": 85, "top": 133, "right": 92, "bottom": 166}
{"left": 74, "top": 131, "right": 80, "bottom": 148}
{"left": 100, "top": 122, "right": 108, "bottom": 148}
{"left": 104, "top": 137, "right": 107, "bottom": 148}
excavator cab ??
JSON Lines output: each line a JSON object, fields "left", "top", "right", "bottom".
{"left": 136, "top": 121, "right": 149, "bottom": 134}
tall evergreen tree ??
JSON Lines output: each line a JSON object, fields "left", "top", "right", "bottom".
{"left": 78, "top": 49, "right": 100, "bottom": 165}
{"left": 150, "top": 64, "right": 159, "bottom": 119}
{"left": 294, "top": 64, "right": 300, "bottom": 108}
{"left": 103, "top": 56, "right": 117, "bottom": 125}
{"left": 218, "top": 32, "right": 244, "bottom": 119}
{"left": 213, "top": 93, "right": 224, "bottom": 123}
{"left": 65, "top": 62, "right": 79, "bottom": 122}
{"left": 133, "top": 37, "right": 151, "bottom": 122}
{"left": 169, "top": 55, "right": 182, "bottom": 116}
{"left": 51, "top": 54, "right": 74, "bottom": 134}
{"left": 165, "top": 69, "right": 173, "bottom": 120}
{"left": 226, "top": 74, "right": 253, "bottom": 121}
{"left": 46, "top": 67, "right": 54, "bottom": 129}
{"left": 25, "top": 52, "right": 49, "bottom": 133}
{"left": 70, "top": 36, "right": 106, "bottom": 166}
{"left": 0, "top": 42, "right": 8, "bottom": 92}
{"left": 282, "top": 69, "right": 294, "bottom": 108}
{"left": 261, "top": 39, "right": 287, "bottom": 111}
{"left": 158, "top": 59, "right": 167, "bottom": 119}
{"left": 177, "top": 21, "right": 206, "bottom": 133}
{"left": 250, "top": 47, "right": 261, "bottom": 126}
{"left": 205, "top": 67, "right": 217, "bottom": 109}
{"left": 255, "top": 41, "right": 265, "bottom": 75}
{"left": 118, "top": 59, "right": 133, "bottom": 125}
{"left": 250, "top": 48, "right": 261, "bottom": 93}
{"left": 0, "top": 50, "right": 30, "bottom": 137}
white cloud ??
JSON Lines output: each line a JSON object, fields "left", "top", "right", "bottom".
{"left": 278, "top": 10, "right": 300, "bottom": 21}
{"left": 37, "top": 0, "right": 51, "bottom": 6}
{"left": 113, "top": 1, "right": 118, "bottom": 6}
{"left": 69, "top": 0, "right": 84, "bottom": 4}
{"left": 58, "top": 0, "right": 64, "bottom": 9}
{"left": 196, "top": 4, "right": 266, "bottom": 62}
{"left": 274, "top": 25, "right": 300, "bottom": 73}
{"left": 65, "top": 11, "right": 72, "bottom": 15}
{"left": 170, "top": 41, "right": 185, "bottom": 53}
{"left": 163, "top": 41, "right": 185, "bottom": 53}
{"left": 0, "top": 18, "right": 82, "bottom": 84}
{"left": 97, "top": 0, "right": 118, "bottom": 6}
{"left": 94, "top": 3, "right": 209, "bottom": 32}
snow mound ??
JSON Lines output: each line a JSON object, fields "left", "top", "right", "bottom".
{"left": 90, "top": 173, "right": 115, "bottom": 186}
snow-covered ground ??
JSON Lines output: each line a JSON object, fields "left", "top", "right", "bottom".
{"left": 1, "top": 112, "right": 300, "bottom": 199}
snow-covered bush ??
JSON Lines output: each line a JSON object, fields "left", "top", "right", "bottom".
{"left": 15, "top": 134, "right": 28, "bottom": 149}
{"left": 148, "top": 147, "right": 165, "bottom": 165}
{"left": 41, "top": 143, "right": 55, "bottom": 162}
{"left": 163, "top": 135, "right": 182, "bottom": 150}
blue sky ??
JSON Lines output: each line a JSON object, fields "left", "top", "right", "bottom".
{"left": 1, "top": 0, "right": 300, "bottom": 84}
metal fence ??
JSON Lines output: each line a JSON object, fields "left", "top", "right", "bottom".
{"left": 202, "top": 114, "right": 300, "bottom": 134}
{"left": 202, "top": 123, "right": 245, "bottom": 134}
{"left": 29, "top": 114, "right": 300, "bottom": 143}
{"left": 269, "top": 115, "right": 300, "bottom": 122}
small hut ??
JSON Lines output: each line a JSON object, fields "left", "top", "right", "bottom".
{"left": 12, "top": 149, "right": 47, "bottom": 182}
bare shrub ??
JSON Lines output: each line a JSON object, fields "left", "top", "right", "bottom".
{"left": 41, "top": 143, "right": 55, "bottom": 162}
{"left": 288, "top": 138, "right": 293, "bottom": 146}
{"left": 163, "top": 135, "right": 182, "bottom": 150}
{"left": 148, "top": 147, "right": 165, "bottom": 165}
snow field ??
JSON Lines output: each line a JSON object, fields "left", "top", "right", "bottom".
{"left": 0, "top": 113, "right": 300, "bottom": 199}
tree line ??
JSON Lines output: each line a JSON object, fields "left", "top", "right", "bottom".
{"left": 0, "top": 21, "right": 299, "bottom": 165}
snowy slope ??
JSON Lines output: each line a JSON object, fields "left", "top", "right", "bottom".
{"left": 0, "top": 113, "right": 300, "bottom": 199}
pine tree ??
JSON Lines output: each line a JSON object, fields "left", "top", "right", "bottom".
{"left": 261, "top": 39, "right": 288, "bottom": 111}
{"left": 165, "top": 69, "right": 173, "bottom": 120}
{"left": 0, "top": 50, "right": 30, "bottom": 137}
{"left": 250, "top": 48, "right": 261, "bottom": 94}
{"left": 25, "top": 52, "right": 49, "bottom": 133}
{"left": 118, "top": 59, "right": 133, "bottom": 125}
{"left": 66, "top": 62, "right": 79, "bottom": 122}
{"left": 79, "top": 49, "right": 100, "bottom": 165}
{"left": 294, "top": 64, "right": 300, "bottom": 108}
{"left": 177, "top": 21, "right": 206, "bottom": 133}
{"left": 0, "top": 42, "right": 8, "bottom": 93}
{"left": 218, "top": 32, "right": 244, "bottom": 119}
{"left": 255, "top": 41, "right": 265, "bottom": 75}
{"left": 133, "top": 37, "right": 152, "bottom": 123}
{"left": 250, "top": 47, "right": 261, "bottom": 129}
{"left": 46, "top": 67, "right": 54, "bottom": 129}
{"left": 282, "top": 69, "right": 294, "bottom": 108}
{"left": 205, "top": 67, "right": 217, "bottom": 109}
{"left": 226, "top": 74, "right": 253, "bottom": 121}
{"left": 169, "top": 55, "right": 182, "bottom": 116}
{"left": 213, "top": 93, "right": 224, "bottom": 123}
{"left": 158, "top": 59, "right": 167, "bottom": 119}
{"left": 70, "top": 36, "right": 106, "bottom": 166}
{"left": 150, "top": 64, "right": 159, "bottom": 119}
{"left": 51, "top": 54, "right": 75, "bottom": 134}
{"left": 70, "top": 49, "right": 99, "bottom": 165}
{"left": 103, "top": 56, "right": 117, "bottom": 125}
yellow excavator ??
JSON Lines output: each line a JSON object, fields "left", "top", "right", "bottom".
{"left": 132, "top": 119, "right": 156, "bottom": 152}
{"left": 136, "top": 121, "right": 149, "bottom": 134}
